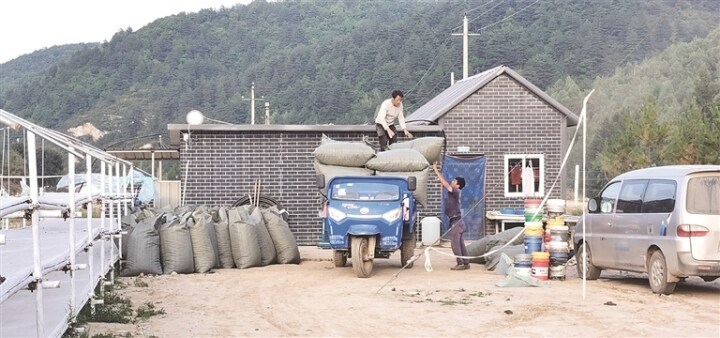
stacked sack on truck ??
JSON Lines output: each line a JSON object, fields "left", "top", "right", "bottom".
{"left": 313, "top": 135, "right": 444, "bottom": 208}
{"left": 312, "top": 135, "right": 375, "bottom": 192}
{"left": 120, "top": 204, "right": 300, "bottom": 277}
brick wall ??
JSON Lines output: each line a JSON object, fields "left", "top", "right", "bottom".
{"left": 173, "top": 74, "right": 569, "bottom": 244}
{"left": 179, "top": 127, "right": 442, "bottom": 245}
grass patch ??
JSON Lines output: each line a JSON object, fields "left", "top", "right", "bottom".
{"left": 78, "top": 290, "right": 134, "bottom": 324}
{"left": 136, "top": 302, "right": 166, "bottom": 320}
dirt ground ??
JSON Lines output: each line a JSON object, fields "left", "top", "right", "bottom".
{"left": 88, "top": 244, "right": 720, "bottom": 338}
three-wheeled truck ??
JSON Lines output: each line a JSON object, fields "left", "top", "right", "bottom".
{"left": 317, "top": 175, "right": 417, "bottom": 278}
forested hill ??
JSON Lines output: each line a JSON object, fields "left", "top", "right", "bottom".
{"left": 0, "top": 0, "right": 718, "bottom": 148}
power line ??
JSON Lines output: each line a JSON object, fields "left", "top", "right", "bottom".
{"left": 479, "top": 0, "right": 541, "bottom": 31}
{"left": 453, "top": 0, "right": 509, "bottom": 32}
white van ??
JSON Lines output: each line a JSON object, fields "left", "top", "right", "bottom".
{"left": 574, "top": 165, "right": 720, "bottom": 294}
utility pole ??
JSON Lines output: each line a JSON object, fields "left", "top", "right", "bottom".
{"left": 264, "top": 102, "right": 271, "bottom": 125}
{"left": 241, "top": 82, "right": 264, "bottom": 125}
{"left": 451, "top": 14, "right": 480, "bottom": 79}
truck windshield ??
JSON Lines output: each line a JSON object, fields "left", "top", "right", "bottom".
{"left": 331, "top": 182, "right": 400, "bottom": 201}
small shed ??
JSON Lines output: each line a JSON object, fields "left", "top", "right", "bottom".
{"left": 407, "top": 65, "right": 578, "bottom": 231}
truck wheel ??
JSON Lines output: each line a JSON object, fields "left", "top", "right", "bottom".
{"left": 351, "top": 236, "right": 374, "bottom": 278}
{"left": 333, "top": 250, "right": 347, "bottom": 267}
{"left": 401, "top": 232, "right": 416, "bottom": 268}
{"left": 648, "top": 250, "right": 677, "bottom": 295}
{"left": 576, "top": 242, "right": 601, "bottom": 280}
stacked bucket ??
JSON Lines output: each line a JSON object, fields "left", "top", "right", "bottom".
{"left": 546, "top": 199, "right": 569, "bottom": 280}
{"left": 522, "top": 198, "right": 548, "bottom": 280}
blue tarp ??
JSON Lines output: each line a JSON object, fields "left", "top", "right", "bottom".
{"left": 440, "top": 154, "right": 486, "bottom": 240}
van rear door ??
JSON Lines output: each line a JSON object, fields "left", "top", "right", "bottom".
{"left": 684, "top": 173, "right": 720, "bottom": 261}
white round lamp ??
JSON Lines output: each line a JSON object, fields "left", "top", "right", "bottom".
{"left": 186, "top": 110, "right": 205, "bottom": 125}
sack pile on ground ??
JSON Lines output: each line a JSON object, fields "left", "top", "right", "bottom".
{"left": 466, "top": 227, "right": 525, "bottom": 270}
{"left": 120, "top": 204, "right": 300, "bottom": 277}
{"left": 313, "top": 135, "right": 443, "bottom": 208}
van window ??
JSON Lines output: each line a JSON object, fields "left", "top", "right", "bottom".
{"left": 641, "top": 180, "right": 676, "bottom": 213}
{"left": 687, "top": 175, "right": 720, "bottom": 215}
{"left": 599, "top": 181, "right": 621, "bottom": 213}
{"left": 616, "top": 180, "right": 648, "bottom": 214}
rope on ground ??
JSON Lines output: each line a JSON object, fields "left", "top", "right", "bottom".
{"left": 422, "top": 228, "right": 524, "bottom": 271}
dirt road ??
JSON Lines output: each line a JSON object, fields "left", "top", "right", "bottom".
{"left": 88, "top": 245, "right": 720, "bottom": 337}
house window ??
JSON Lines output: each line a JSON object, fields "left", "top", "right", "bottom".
{"left": 504, "top": 154, "right": 544, "bottom": 198}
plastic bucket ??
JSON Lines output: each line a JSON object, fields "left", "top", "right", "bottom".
{"left": 546, "top": 217, "right": 565, "bottom": 228}
{"left": 549, "top": 265, "right": 566, "bottom": 280}
{"left": 524, "top": 223, "right": 543, "bottom": 237}
{"left": 548, "top": 242, "right": 569, "bottom": 253}
{"left": 524, "top": 198, "right": 542, "bottom": 209}
{"left": 549, "top": 251, "right": 569, "bottom": 261}
{"left": 531, "top": 253, "right": 550, "bottom": 280}
{"left": 524, "top": 212, "right": 543, "bottom": 222}
{"left": 549, "top": 228, "right": 569, "bottom": 242}
{"left": 546, "top": 199, "right": 566, "bottom": 213}
{"left": 515, "top": 267, "right": 532, "bottom": 277}
{"left": 524, "top": 236, "right": 543, "bottom": 254}
{"left": 514, "top": 253, "right": 532, "bottom": 265}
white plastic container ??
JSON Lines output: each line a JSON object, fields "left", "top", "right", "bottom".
{"left": 421, "top": 217, "right": 441, "bottom": 245}
{"left": 546, "top": 199, "right": 567, "bottom": 213}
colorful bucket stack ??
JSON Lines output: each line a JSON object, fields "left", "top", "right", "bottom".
{"left": 523, "top": 198, "right": 543, "bottom": 255}
{"left": 546, "top": 200, "right": 569, "bottom": 280}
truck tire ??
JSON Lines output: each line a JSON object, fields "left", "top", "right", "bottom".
{"left": 576, "top": 242, "right": 601, "bottom": 280}
{"left": 401, "top": 232, "right": 416, "bottom": 268}
{"left": 648, "top": 250, "right": 677, "bottom": 295}
{"left": 351, "top": 236, "right": 374, "bottom": 278}
{"left": 333, "top": 250, "right": 347, "bottom": 267}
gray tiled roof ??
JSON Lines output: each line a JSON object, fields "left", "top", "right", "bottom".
{"left": 406, "top": 66, "right": 579, "bottom": 126}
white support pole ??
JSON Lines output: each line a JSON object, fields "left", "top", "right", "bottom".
{"left": 463, "top": 14, "right": 468, "bottom": 79}
{"left": 115, "top": 162, "right": 122, "bottom": 257}
{"left": 85, "top": 154, "right": 94, "bottom": 304}
{"left": 122, "top": 164, "right": 128, "bottom": 216}
{"left": 68, "top": 151, "right": 77, "bottom": 319}
{"left": 27, "top": 131, "right": 45, "bottom": 338}
{"left": 251, "top": 82, "right": 256, "bottom": 125}
{"left": 107, "top": 162, "right": 115, "bottom": 284}
{"left": 100, "top": 161, "right": 107, "bottom": 293}
{"left": 151, "top": 152, "right": 155, "bottom": 181}
{"left": 574, "top": 164, "right": 579, "bottom": 205}
{"left": 130, "top": 165, "right": 135, "bottom": 208}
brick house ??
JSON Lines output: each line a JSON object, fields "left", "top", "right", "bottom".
{"left": 168, "top": 65, "right": 577, "bottom": 245}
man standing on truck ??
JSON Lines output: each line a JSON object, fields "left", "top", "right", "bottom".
{"left": 375, "top": 90, "right": 413, "bottom": 151}
{"left": 432, "top": 160, "right": 469, "bottom": 270}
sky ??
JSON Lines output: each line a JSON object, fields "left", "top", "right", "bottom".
{"left": 0, "top": 0, "right": 249, "bottom": 63}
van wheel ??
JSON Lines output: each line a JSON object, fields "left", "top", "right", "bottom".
{"left": 648, "top": 250, "right": 677, "bottom": 295}
{"left": 333, "top": 250, "right": 347, "bottom": 267}
{"left": 576, "top": 242, "right": 601, "bottom": 280}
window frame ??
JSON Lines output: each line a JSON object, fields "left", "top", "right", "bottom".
{"left": 503, "top": 154, "right": 545, "bottom": 198}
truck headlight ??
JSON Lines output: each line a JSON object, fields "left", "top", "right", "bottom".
{"left": 382, "top": 208, "right": 401, "bottom": 223}
{"left": 328, "top": 207, "right": 347, "bottom": 222}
